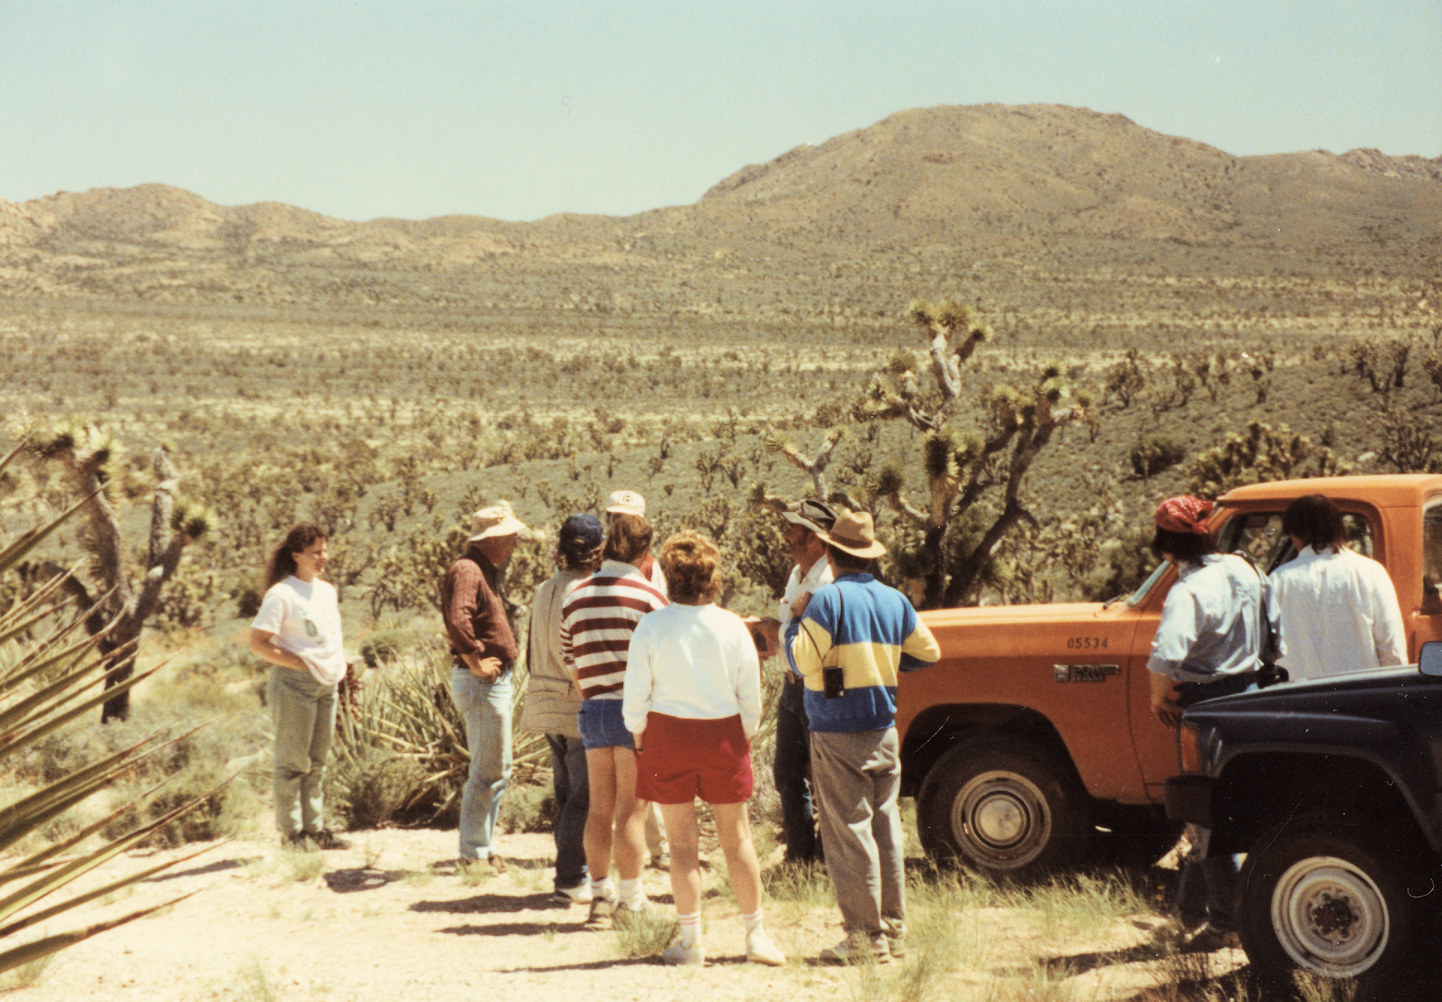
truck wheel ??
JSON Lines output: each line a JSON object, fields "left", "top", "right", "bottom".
{"left": 1239, "top": 826, "right": 1418, "bottom": 985}
{"left": 917, "top": 739, "right": 1089, "bottom": 876}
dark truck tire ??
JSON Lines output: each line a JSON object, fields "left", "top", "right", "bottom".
{"left": 917, "top": 739, "right": 1090, "bottom": 876}
{"left": 1239, "top": 823, "right": 1420, "bottom": 987}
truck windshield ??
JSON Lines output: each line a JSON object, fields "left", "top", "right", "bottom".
{"left": 1122, "top": 561, "right": 1169, "bottom": 608}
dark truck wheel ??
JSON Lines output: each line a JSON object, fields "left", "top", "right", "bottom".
{"left": 1239, "top": 825, "right": 1419, "bottom": 986}
{"left": 917, "top": 739, "right": 1090, "bottom": 876}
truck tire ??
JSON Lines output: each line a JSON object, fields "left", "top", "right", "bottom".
{"left": 916, "top": 739, "right": 1090, "bottom": 876}
{"left": 1239, "top": 825, "right": 1419, "bottom": 986}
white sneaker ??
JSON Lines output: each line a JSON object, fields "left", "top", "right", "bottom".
{"left": 819, "top": 933, "right": 890, "bottom": 964}
{"left": 745, "top": 929, "right": 786, "bottom": 967}
{"left": 662, "top": 941, "right": 705, "bottom": 966}
{"left": 552, "top": 882, "right": 592, "bottom": 904}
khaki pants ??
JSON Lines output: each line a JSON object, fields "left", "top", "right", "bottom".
{"left": 268, "top": 666, "right": 337, "bottom": 838}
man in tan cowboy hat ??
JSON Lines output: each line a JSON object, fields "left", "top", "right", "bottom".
{"left": 441, "top": 500, "right": 530, "bottom": 870}
{"left": 786, "top": 508, "right": 940, "bottom": 964}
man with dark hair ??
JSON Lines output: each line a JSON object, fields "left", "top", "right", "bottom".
{"left": 787, "top": 508, "right": 939, "bottom": 964}
{"left": 442, "top": 500, "right": 530, "bottom": 870}
{"left": 1270, "top": 494, "right": 1405, "bottom": 681}
{"left": 522, "top": 513, "right": 604, "bottom": 903}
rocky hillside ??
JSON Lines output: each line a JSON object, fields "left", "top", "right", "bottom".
{"left": 1, "top": 103, "right": 1437, "bottom": 311}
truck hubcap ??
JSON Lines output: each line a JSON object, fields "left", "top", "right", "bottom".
{"left": 1271, "top": 855, "right": 1389, "bottom": 976}
{"left": 954, "top": 771, "right": 1051, "bottom": 868}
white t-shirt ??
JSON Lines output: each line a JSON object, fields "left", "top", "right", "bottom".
{"left": 780, "top": 557, "right": 834, "bottom": 645}
{"left": 252, "top": 575, "right": 347, "bottom": 685}
{"left": 622, "top": 603, "right": 762, "bottom": 738}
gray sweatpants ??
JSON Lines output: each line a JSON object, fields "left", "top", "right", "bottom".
{"left": 810, "top": 727, "right": 906, "bottom": 938}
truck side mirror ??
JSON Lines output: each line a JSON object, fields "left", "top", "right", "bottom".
{"left": 1420, "top": 642, "right": 1442, "bottom": 678}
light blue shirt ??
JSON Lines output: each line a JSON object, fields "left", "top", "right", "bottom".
{"left": 1147, "top": 553, "right": 1277, "bottom": 683}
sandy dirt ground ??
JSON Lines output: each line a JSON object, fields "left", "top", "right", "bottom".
{"left": 4, "top": 828, "right": 1247, "bottom": 1002}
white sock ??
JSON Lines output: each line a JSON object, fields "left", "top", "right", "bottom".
{"left": 742, "top": 910, "right": 764, "bottom": 935}
{"left": 591, "top": 876, "right": 615, "bottom": 901}
{"left": 618, "top": 877, "right": 645, "bottom": 909}
{"left": 679, "top": 911, "right": 701, "bottom": 947}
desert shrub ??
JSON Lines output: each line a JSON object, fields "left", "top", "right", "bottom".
{"left": 94, "top": 692, "right": 270, "bottom": 846}
{"left": 151, "top": 562, "right": 223, "bottom": 633}
{"left": 324, "top": 745, "right": 426, "bottom": 830}
{"left": 359, "top": 627, "right": 423, "bottom": 668}
{"left": 497, "top": 781, "right": 553, "bottom": 834}
{"left": 234, "top": 584, "right": 264, "bottom": 620}
{"left": 1129, "top": 436, "right": 1187, "bottom": 479}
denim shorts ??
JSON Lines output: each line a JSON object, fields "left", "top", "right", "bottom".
{"left": 578, "top": 698, "right": 633, "bottom": 751}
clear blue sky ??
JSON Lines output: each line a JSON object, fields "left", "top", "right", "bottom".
{"left": 2, "top": 0, "right": 1438, "bottom": 223}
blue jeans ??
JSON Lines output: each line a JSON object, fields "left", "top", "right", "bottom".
{"left": 450, "top": 666, "right": 513, "bottom": 860}
{"left": 546, "top": 733, "right": 589, "bottom": 889}
{"left": 773, "top": 691, "right": 819, "bottom": 862}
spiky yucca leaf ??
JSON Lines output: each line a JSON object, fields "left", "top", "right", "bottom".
{"left": 0, "top": 492, "right": 97, "bottom": 579}
{"left": 0, "top": 896, "right": 190, "bottom": 975}
{"left": 0, "top": 492, "right": 212, "bottom": 974}
{"left": 0, "top": 437, "right": 28, "bottom": 482}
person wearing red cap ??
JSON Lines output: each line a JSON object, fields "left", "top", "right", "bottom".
{"left": 1146, "top": 495, "right": 1282, "bottom": 951}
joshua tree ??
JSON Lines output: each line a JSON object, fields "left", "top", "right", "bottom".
{"left": 773, "top": 299, "right": 1092, "bottom": 609}
{"left": 31, "top": 425, "right": 211, "bottom": 722}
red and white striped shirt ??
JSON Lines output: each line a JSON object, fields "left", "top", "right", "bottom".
{"left": 561, "top": 560, "right": 668, "bottom": 700}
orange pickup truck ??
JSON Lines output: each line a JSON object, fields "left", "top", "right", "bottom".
{"left": 899, "top": 474, "right": 1442, "bottom": 876}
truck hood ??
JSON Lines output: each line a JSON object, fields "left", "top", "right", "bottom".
{"left": 921, "top": 602, "right": 1109, "bottom": 628}
{"left": 1201, "top": 664, "right": 1422, "bottom": 707}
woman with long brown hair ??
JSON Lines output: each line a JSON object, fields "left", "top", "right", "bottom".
{"left": 248, "top": 523, "right": 349, "bottom": 850}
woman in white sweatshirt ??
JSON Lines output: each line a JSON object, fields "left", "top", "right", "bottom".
{"left": 623, "top": 531, "right": 783, "bottom": 968}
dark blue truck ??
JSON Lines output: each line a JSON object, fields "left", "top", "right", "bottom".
{"left": 1165, "top": 645, "right": 1442, "bottom": 987}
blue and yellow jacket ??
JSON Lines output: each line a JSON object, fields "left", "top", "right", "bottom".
{"left": 785, "top": 573, "right": 940, "bottom": 732}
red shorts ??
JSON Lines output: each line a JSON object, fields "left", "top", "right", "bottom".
{"left": 636, "top": 712, "right": 753, "bottom": 805}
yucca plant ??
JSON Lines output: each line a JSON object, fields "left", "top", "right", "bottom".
{"left": 0, "top": 443, "right": 212, "bottom": 973}
{"left": 331, "top": 641, "right": 550, "bottom": 824}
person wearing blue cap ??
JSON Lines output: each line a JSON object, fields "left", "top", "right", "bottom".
{"left": 522, "top": 513, "right": 605, "bottom": 903}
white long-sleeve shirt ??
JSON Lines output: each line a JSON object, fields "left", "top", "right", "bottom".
{"left": 622, "top": 603, "right": 762, "bottom": 738}
{"left": 1269, "top": 545, "right": 1407, "bottom": 681}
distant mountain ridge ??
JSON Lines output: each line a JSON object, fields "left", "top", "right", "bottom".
{"left": 1, "top": 103, "right": 1438, "bottom": 308}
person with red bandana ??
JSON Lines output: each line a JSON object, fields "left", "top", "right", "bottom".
{"left": 1146, "top": 494, "right": 1282, "bottom": 952}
